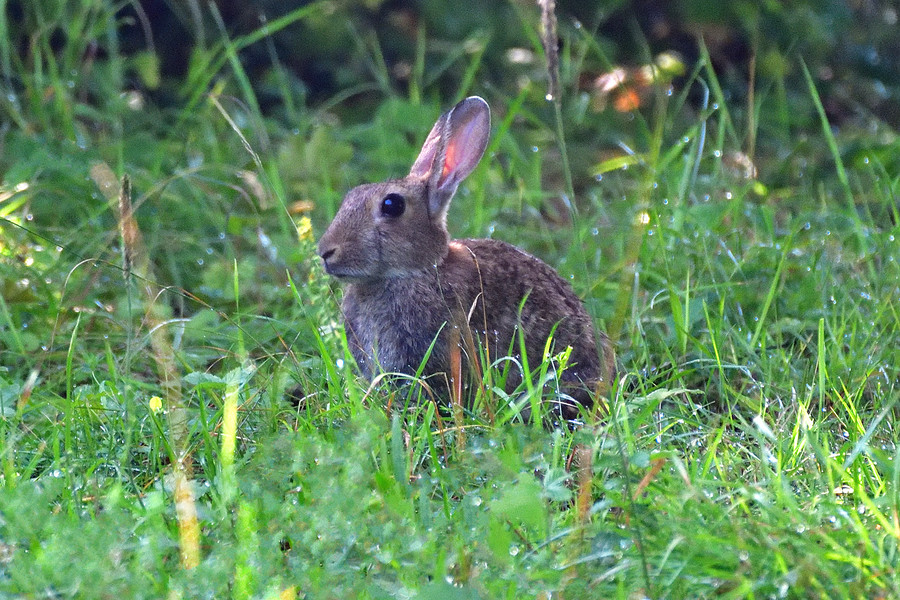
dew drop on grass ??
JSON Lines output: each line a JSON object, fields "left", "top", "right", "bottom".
{"left": 335, "top": 359, "right": 344, "bottom": 369}
{"left": 26, "top": 213, "right": 33, "bottom": 221}
{"left": 531, "top": 146, "right": 539, "bottom": 153}
{"left": 712, "top": 103, "right": 719, "bottom": 110}
{"left": 206, "top": 247, "right": 214, "bottom": 255}
{"left": 219, "top": 232, "right": 226, "bottom": 240}
{"left": 591, "top": 228, "right": 599, "bottom": 236}
{"left": 196, "top": 259, "right": 204, "bottom": 266}
{"left": 713, "top": 150, "right": 722, "bottom": 158}
{"left": 509, "top": 545, "right": 520, "bottom": 557}
{"left": 595, "top": 174, "right": 603, "bottom": 182}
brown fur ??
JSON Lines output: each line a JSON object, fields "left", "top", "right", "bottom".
{"left": 317, "top": 97, "right": 614, "bottom": 417}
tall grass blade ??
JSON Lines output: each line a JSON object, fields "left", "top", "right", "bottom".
{"left": 538, "top": 0, "right": 576, "bottom": 212}
{"left": 799, "top": 58, "right": 853, "bottom": 206}
{"left": 750, "top": 233, "right": 792, "bottom": 349}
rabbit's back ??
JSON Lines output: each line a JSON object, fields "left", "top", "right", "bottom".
{"left": 450, "top": 239, "right": 612, "bottom": 391}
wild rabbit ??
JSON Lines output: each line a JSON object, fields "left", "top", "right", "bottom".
{"left": 317, "top": 96, "right": 615, "bottom": 417}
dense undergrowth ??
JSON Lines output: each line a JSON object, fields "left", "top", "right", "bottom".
{"left": 1, "top": 1, "right": 899, "bottom": 598}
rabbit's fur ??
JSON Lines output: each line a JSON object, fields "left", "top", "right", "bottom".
{"left": 318, "top": 97, "right": 614, "bottom": 416}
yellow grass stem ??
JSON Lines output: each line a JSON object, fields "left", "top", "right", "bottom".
{"left": 91, "top": 164, "right": 201, "bottom": 569}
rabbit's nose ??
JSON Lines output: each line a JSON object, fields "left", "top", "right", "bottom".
{"left": 319, "top": 247, "right": 336, "bottom": 262}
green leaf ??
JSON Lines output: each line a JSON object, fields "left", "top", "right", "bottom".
{"left": 132, "top": 52, "right": 160, "bottom": 89}
{"left": 593, "top": 153, "right": 642, "bottom": 176}
{"left": 487, "top": 516, "right": 514, "bottom": 565}
{"left": 491, "top": 475, "right": 545, "bottom": 530}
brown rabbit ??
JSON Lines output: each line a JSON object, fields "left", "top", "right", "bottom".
{"left": 317, "top": 96, "right": 615, "bottom": 417}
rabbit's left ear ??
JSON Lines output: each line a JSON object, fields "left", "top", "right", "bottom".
{"left": 410, "top": 96, "right": 490, "bottom": 218}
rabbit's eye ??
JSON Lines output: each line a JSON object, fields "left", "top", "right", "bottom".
{"left": 380, "top": 193, "right": 406, "bottom": 218}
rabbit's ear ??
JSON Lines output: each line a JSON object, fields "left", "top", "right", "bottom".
{"left": 409, "top": 97, "right": 490, "bottom": 218}
{"left": 409, "top": 116, "right": 446, "bottom": 180}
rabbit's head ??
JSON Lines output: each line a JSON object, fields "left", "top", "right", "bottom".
{"left": 318, "top": 97, "right": 490, "bottom": 283}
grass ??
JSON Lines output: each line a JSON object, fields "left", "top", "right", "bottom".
{"left": 1, "top": 1, "right": 900, "bottom": 598}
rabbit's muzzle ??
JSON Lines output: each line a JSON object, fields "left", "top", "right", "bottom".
{"left": 316, "top": 212, "right": 376, "bottom": 282}
{"left": 317, "top": 245, "right": 364, "bottom": 282}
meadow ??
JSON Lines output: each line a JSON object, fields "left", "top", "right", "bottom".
{"left": 1, "top": 1, "right": 899, "bottom": 598}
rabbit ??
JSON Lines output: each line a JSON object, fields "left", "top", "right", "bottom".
{"left": 317, "top": 96, "right": 615, "bottom": 418}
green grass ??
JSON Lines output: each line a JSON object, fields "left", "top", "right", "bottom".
{"left": 2, "top": 1, "right": 900, "bottom": 598}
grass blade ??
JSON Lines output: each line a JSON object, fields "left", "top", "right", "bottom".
{"left": 799, "top": 57, "right": 853, "bottom": 206}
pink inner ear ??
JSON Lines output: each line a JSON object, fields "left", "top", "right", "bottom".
{"left": 441, "top": 143, "right": 458, "bottom": 179}
{"left": 440, "top": 118, "right": 480, "bottom": 182}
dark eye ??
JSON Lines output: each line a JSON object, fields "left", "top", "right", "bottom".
{"left": 380, "top": 193, "right": 406, "bottom": 218}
